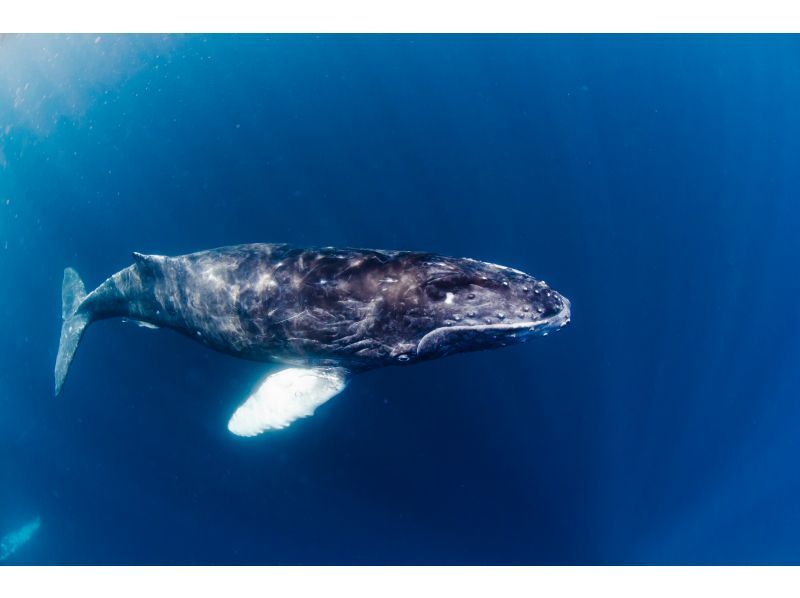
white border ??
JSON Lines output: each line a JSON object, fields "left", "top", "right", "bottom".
{"left": 2, "top": 0, "right": 800, "bottom": 33}
{"left": 3, "top": 3, "right": 800, "bottom": 590}
{"left": 3, "top": 566, "right": 800, "bottom": 597}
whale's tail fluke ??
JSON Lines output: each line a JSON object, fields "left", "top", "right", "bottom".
{"left": 55, "top": 267, "right": 90, "bottom": 396}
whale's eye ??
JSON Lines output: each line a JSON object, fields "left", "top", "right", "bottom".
{"left": 424, "top": 274, "right": 471, "bottom": 301}
{"left": 425, "top": 284, "right": 447, "bottom": 301}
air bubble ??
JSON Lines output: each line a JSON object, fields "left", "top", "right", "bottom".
{"left": 467, "top": 293, "right": 476, "bottom": 299}
{"left": 468, "top": 311, "right": 477, "bottom": 317}
{"left": 522, "top": 286, "right": 529, "bottom": 292}
{"left": 485, "top": 318, "right": 493, "bottom": 324}
{"left": 497, "top": 312, "right": 505, "bottom": 319}
{"left": 453, "top": 314, "right": 462, "bottom": 321}
{"left": 522, "top": 306, "right": 530, "bottom": 312}
{"left": 502, "top": 281, "right": 509, "bottom": 287}
{"left": 397, "top": 354, "right": 410, "bottom": 362}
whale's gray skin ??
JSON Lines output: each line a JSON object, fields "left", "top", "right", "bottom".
{"left": 55, "top": 244, "right": 570, "bottom": 435}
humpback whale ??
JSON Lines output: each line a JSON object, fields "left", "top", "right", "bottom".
{"left": 55, "top": 244, "right": 570, "bottom": 436}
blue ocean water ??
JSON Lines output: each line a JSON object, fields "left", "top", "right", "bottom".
{"left": 1, "top": 34, "right": 800, "bottom": 565}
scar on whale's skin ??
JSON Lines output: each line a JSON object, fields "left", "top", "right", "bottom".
{"left": 55, "top": 243, "right": 571, "bottom": 436}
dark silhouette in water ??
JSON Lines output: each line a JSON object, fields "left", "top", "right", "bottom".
{"left": 55, "top": 243, "right": 570, "bottom": 435}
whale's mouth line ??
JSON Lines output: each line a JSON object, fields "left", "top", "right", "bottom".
{"left": 415, "top": 296, "right": 571, "bottom": 355}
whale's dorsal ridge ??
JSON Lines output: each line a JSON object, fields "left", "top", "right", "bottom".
{"left": 132, "top": 251, "right": 165, "bottom": 263}
{"left": 132, "top": 252, "right": 167, "bottom": 276}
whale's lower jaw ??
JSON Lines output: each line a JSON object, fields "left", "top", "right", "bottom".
{"left": 415, "top": 296, "right": 571, "bottom": 357}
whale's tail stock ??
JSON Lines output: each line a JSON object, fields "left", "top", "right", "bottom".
{"left": 54, "top": 267, "right": 90, "bottom": 396}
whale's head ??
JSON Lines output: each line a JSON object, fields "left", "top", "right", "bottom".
{"left": 403, "top": 257, "right": 571, "bottom": 362}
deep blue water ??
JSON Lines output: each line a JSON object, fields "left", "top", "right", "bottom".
{"left": 1, "top": 34, "right": 800, "bottom": 565}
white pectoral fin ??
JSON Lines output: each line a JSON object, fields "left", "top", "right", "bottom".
{"left": 228, "top": 367, "right": 349, "bottom": 437}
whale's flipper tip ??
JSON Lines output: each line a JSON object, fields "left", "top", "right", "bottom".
{"left": 55, "top": 267, "right": 89, "bottom": 396}
{"left": 228, "top": 367, "right": 349, "bottom": 436}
